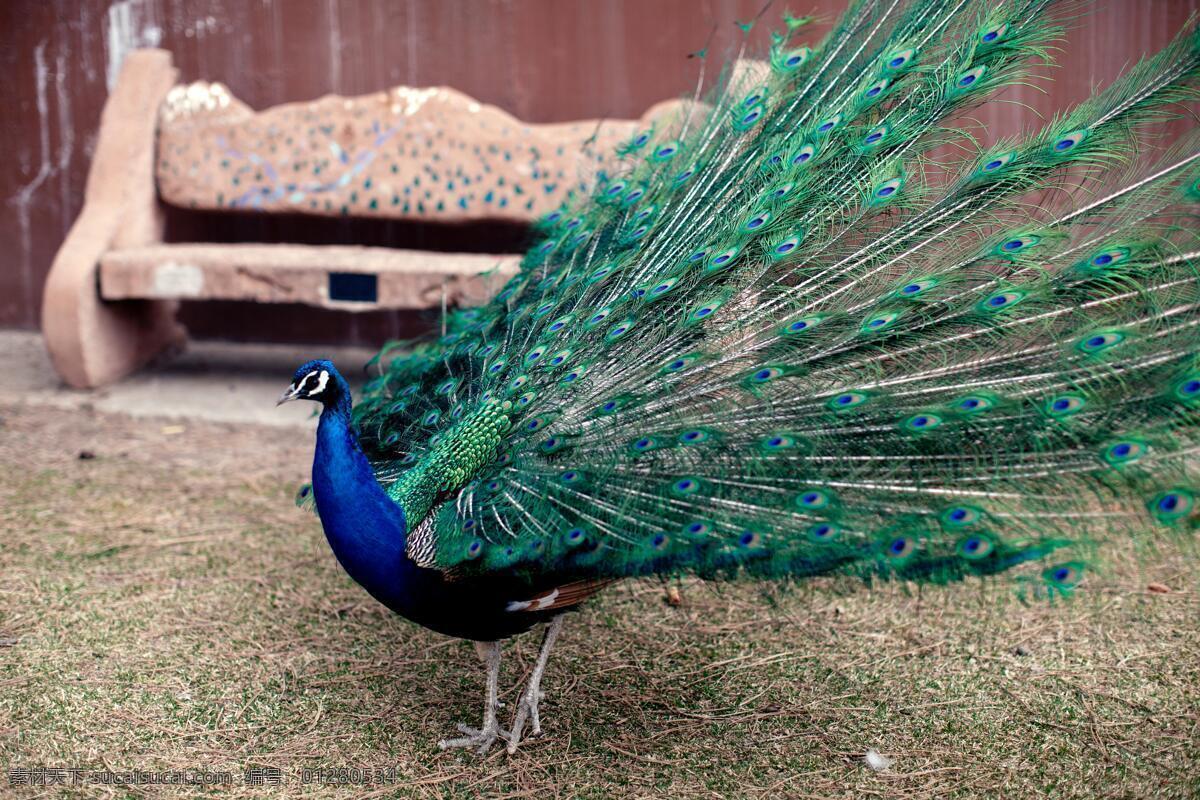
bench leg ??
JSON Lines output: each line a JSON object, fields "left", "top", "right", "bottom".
{"left": 41, "top": 49, "right": 183, "bottom": 389}
{"left": 42, "top": 223, "right": 185, "bottom": 388}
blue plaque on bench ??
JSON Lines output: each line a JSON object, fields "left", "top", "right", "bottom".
{"left": 328, "top": 272, "right": 378, "bottom": 303}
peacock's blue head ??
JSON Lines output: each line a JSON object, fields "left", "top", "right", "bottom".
{"left": 278, "top": 359, "right": 345, "bottom": 408}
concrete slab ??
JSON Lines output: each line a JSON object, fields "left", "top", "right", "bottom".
{"left": 1, "top": 329, "right": 376, "bottom": 428}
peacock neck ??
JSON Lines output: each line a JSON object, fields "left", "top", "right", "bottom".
{"left": 324, "top": 382, "right": 354, "bottom": 420}
{"left": 311, "top": 384, "right": 413, "bottom": 607}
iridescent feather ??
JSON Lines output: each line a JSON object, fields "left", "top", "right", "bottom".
{"left": 347, "top": 1, "right": 1200, "bottom": 601}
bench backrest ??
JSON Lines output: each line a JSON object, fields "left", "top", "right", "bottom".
{"left": 155, "top": 80, "right": 679, "bottom": 224}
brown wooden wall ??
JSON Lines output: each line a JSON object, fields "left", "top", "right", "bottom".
{"left": 1, "top": 0, "right": 1196, "bottom": 345}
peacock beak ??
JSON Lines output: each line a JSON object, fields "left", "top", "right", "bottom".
{"left": 276, "top": 384, "right": 302, "bottom": 406}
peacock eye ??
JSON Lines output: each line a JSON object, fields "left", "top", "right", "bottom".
{"left": 1052, "top": 128, "right": 1088, "bottom": 153}
{"left": 301, "top": 370, "right": 329, "bottom": 396}
{"left": 1045, "top": 394, "right": 1086, "bottom": 417}
{"left": 782, "top": 47, "right": 810, "bottom": 69}
{"left": 980, "top": 23, "right": 1007, "bottom": 44}
{"left": 807, "top": 523, "right": 835, "bottom": 542}
{"left": 1076, "top": 329, "right": 1126, "bottom": 355}
{"left": 864, "top": 80, "right": 888, "bottom": 100}
{"left": 815, "top": 115, "right": 841, "bottom": 134}
{"left": 954, "top": 66, "right": 987, "bottom": 89}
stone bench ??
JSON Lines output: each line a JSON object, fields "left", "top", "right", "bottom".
{"left": 42, "top": 49, "right": 680, "bottom": 388}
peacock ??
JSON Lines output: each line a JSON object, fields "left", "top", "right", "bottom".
{"left": 278, "top": 0, "right": 1200, "bottom": 754}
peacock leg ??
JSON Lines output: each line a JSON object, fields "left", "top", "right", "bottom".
{"left": 506, "top": 614, "right": 564, "bottom": 753}
{"left": 438, "top": 639, "right": 508, "bottom": 754}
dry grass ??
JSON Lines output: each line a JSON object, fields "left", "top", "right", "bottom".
{"left": 1, "top": 400, "right": 1197, "bottom": 798}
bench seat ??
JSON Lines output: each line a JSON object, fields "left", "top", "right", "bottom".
{"left": 99, "top": 244, "right": 517, "bottom": 310}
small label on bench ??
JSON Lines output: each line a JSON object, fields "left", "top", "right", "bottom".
{"left": 328, "top": 272, "right": 378, "bottom": 303}
{"left": 153, "top": 262, "right": 205, "bottom": 297}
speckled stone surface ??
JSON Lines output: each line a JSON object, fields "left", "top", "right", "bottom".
{"left": 156, "top": 81, "right": 684, "bottom": 223}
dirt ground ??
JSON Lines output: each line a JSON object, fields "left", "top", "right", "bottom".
{"left": 1, "top": 399, "right": 1198, "bottom": 798}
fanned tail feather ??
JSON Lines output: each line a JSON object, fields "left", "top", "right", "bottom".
{"left": 350, "top": 0, "right": 1199, "bottom": 597}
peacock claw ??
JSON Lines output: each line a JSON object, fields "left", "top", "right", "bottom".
{"left": 442, "top": 619, "right": 565, "bottom": 755}
{"left": 438, "top": 722, "right": 511, "bottom": 754}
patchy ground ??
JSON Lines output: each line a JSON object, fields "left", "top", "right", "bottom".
{"left": 1, "top": 400, "right": 1197, "bottom": 798}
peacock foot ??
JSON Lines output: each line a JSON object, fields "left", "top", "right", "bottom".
{"left": 438, "top": 721, "right": 511, "bottom": 755}
{"left": 505, "top": 688, "right": 547, "bottom": 753}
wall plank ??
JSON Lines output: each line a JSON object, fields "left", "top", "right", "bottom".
{"left": 1, "top": 0, "right": 1195, "bottom": 342}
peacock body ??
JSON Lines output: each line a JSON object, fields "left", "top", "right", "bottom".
{"left": 280, "top": 0, "right": 1200, "bottom": 753}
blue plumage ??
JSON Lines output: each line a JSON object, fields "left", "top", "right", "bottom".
{"left": 286, "top": 361, "right": 576, "bottom": 644}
